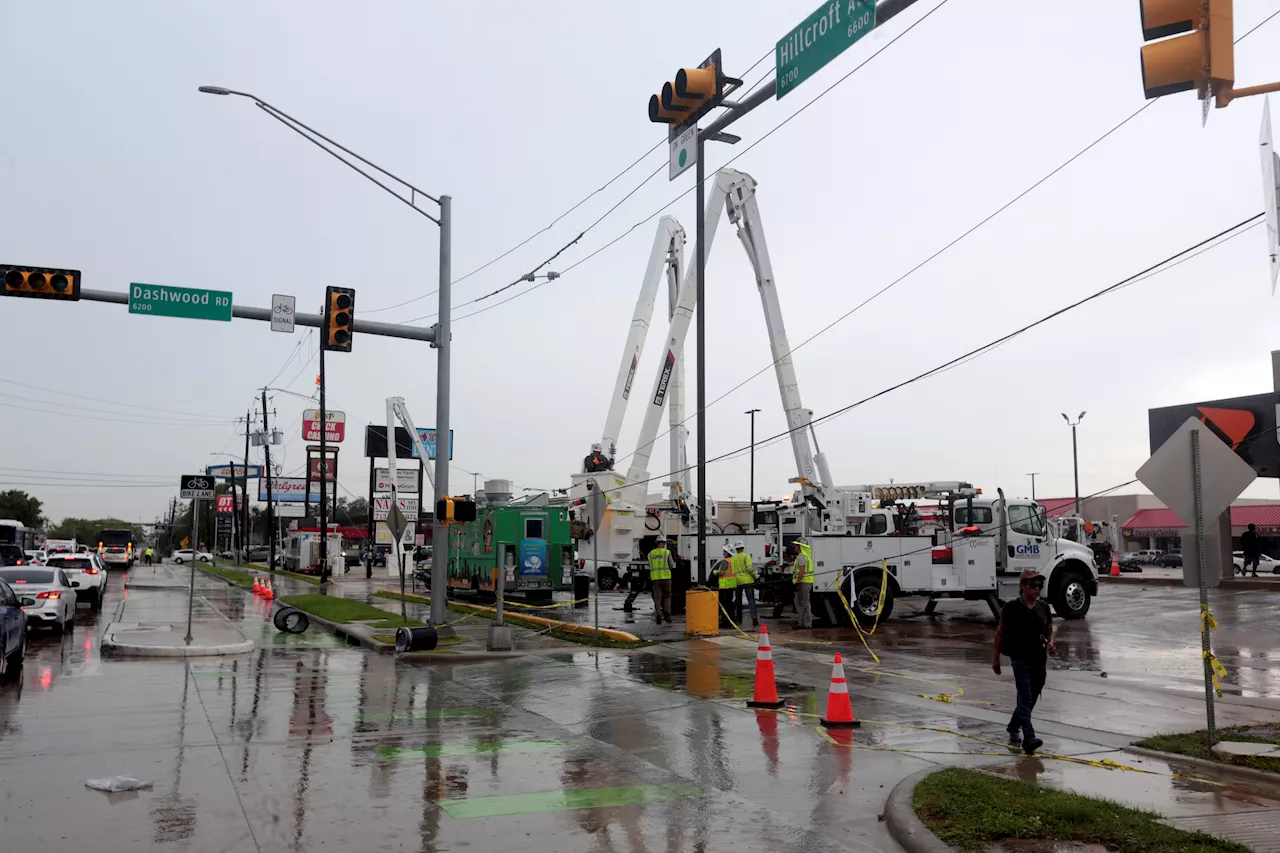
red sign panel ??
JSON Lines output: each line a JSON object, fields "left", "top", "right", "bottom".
{"left": 216, "top": 495, "right": 235, "bottom": 514}
{"left": 309, "top": 456, "right": 338, "bottom": 483}
{"left": 302, "top": 409, "right": 346, "bottom": 443}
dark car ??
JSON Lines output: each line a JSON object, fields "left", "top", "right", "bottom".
{"left": 0, "top": 545, "right": 28, "bottom": 567}
{"left": 1119, "top": 552, "right": 1142, "bottom": 571}
{"left": 0, "top": 578, "right": 28, "bottom": 681}
{"left": 1158, "top": 550, "right": 1183, "bottom": 567}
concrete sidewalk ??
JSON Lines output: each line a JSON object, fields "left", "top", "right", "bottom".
{"left": 104, "top": 565, "right": 253, "bottom": 657}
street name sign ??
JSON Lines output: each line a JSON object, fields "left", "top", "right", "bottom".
{"left": 670, "top": 125, "right": 697, "bottom": 181}
{"left": 302, "top": 409, "right": 346, "bottom": 443}
{"left": 776, "top": 0, "right": 876, "bottom": 100}
{"left": 180, "top": 474, "right": 215, "bottom": 500}
{"left": 271, "top": 293, "right": 296, "bottom": 333}
{"left": 130, "top": 283, "right": 232, "bottom": 322}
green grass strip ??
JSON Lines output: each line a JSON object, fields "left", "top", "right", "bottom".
{"left": 913, "top": 768, "right": 1250, "bottom": 852}
{"left": 1136, "top": 727, "right": 1280, "bottom": 773}
{"left": 278, "top": 594, "right": 423, "bottom": 627}
{"left": 438, "top": 782, "right": 702, "bottom": 819}
{"left": 377, "top": 739, "right": 564, "bottom": 761}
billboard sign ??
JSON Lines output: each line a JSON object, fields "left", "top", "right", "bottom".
{"left": 259, "top": 478, "right": 321, "bottom": 503}
{"left": 206, "top": 463, "right": 263, "bottom": 479}
{"left": 365, "top": 425, "right": 454, "bottom": 460}
{"left": 302, "top": 409, "right": 346, "bottom": 443}
{"left": 374, "top": 467, "right": 420, "bottom": 493}
{"left": 308, "top": 455, "right": 338, "bottom": 483}
{"left": 373, "top": 496, "right": 420, "bottom": 521}
{"left": 1149, "top": 392, "right": 1280, "bottom": 478}
{"left": 216, "top": 495, "right": 236, "bottom": 514}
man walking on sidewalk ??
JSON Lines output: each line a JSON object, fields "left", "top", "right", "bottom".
{"left": 993, "top": 568, "right": 1055, "bottom": 755}
{"left": 647, "top": 537, "right": 673, "bottom": 624}
{"left": 1240, "top": 523, "right": 1262, "bottom": 577}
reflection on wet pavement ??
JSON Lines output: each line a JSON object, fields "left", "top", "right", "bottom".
{"left": 3, "top": 569, "right": 1280, "bottom": 851}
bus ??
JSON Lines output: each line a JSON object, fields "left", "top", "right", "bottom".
{"left": 95, "top": 528, "right": 137, "bottom": 569}
{"left": 0, "top": 519, "right": 38, "bottom": 565}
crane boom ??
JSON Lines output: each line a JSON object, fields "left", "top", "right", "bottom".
{"left": 598, "top": 216, "right": 685, "bottom": 462}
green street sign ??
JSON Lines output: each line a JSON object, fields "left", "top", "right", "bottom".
{"left": 129, "top": 283, "right": 232, "bottom": 322}
{"left": 776, "top": 0, "right": 877, "bottom": 100}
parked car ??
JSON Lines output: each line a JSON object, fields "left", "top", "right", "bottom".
{"left": 171, "top": 549, "right": 213, "bottom": 564}
{"left": 1158, "top": 550, "right": 1183, "bottom": 568}
{"left": 246, "top": 544, "right": 272, "bottom": 562}
{"left": 0, "top": 566, "right": 76, "bottom": 633}
{"left": 0, "top": 578, "right": 27, "bottom": 682}
{"left": 1232, "top": 551, "right": 1280, "bottom": 574}
{"left": 1135, "top": 549, "right": 1164, "bottom": 564}
{"left": 0, "top": 545, "right": 29, "bottom": 567}
{"left": 44, "top": 553, "right": 108, "bottom": 608}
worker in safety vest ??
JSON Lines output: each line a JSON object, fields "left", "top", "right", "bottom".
{"left": 144, "top": 546, "right": 153, "bottom": 566}
{"left": 648, "top": 537, "right": 673, "bottom": 624}
{"left": 792, "top": 539, "right": 814, "bottom": 629}
{"left": 716, "top": 547, "right": 737, "bottom": 627}
{"left": 731, "top": 540, "right": 758, "bottom": 628}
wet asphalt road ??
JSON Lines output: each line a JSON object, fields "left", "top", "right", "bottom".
{"left": 3, "top": 570, "right": 1280, "bottom": 852}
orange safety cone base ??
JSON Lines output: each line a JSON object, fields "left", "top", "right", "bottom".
{"left": 819, "top": 717, "right": 862, "bottom": 729}
{"left": 747, "top": 697, "right": 786, "bottom": 709}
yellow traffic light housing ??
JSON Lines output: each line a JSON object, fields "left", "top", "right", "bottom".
{"left": 323, "top": 285, "right": 354, "bottom": 352}
{"left": 435, "top": 496, "right": 475, "bottom": 525}
{"left": 2, "top": 265, "right": 81, "bottom": 301}
{"left": 1139, "top": 0, "right": 1233, "bottom": 101}
{"left": 647, "top": 48, "right": 739, "bottom": 134}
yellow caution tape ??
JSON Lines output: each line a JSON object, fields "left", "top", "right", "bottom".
{"left": 1200, "top": 604, "right": 1218, "bottom": 632}
{"left": 499, "top": 596, "right": 593, "bottom": 610}
{"left": 834, "top": 583, "right": 880, "bottom": 664}
{"left": 715, "top": 597, "right": 757, "bottom": 641}
{"left": 1203, "top": 650, "right": 1228, "bottom": 698}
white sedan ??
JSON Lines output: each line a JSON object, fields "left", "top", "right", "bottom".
{"left": 44, "top": 553, "right": 108, "bottom": 608}
{"left": 0, "top": 566, "right": 76, "bottom": 633}
{"left": 1231, "top": 552, "right": 1280, "bottom": 575}
{"left": 171, "top": 549, "right": 213, "bottom": 564}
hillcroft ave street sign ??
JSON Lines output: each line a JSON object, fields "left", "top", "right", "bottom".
{"left": 129, "top": 283, "right": 232, "bottom": 322}
{"left": 776, "top": 0, "right": 877, "bottom": 99}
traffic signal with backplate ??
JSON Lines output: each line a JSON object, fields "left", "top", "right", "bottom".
{"left": 648, "top": 48, "right": 738, "bottom": 133}
{"left": 323, "top": 286, "right": 354, "bottom": 352}
{"left": 2, "top": 265, "right": 81, "bottom": 301}
{"left": 435, "top": 497, "right": 476, "bottom": 525}
{"left": 1139, "top": 0, "right": 1233, "bottom": 101}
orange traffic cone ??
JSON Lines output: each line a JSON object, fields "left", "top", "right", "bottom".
{"left": 747, "top": 624, "right": 786, "bottom": 709}
{"left": 819, "top": 652, "right": 860, "bottom": 728}
{"left": 263, "top": 578, "right": 274, "bottom": 600}
{"left": 252, "top": 577, "right": 261, "bottom": 595}
{"left": 1110, "top": 553, "right": 1121, "bottom": 577}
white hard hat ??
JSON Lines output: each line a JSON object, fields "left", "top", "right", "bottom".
{"left": 735, "top": 540, "right": 745, "bottom": 550}
{"left": 591, "top": 443, "right": 602, "bottom": 452}
{"left": 656, "top": 536, "right": 667, "bottom": 543}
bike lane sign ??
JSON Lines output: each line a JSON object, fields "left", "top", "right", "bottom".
{"left": 181, "top": 474, "right": 215, "bottom": 500}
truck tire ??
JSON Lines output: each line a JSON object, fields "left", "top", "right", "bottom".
{"left": 597, "top": 567, "right": 619, "bottom": 591}
{"left": 850, "top": 570, "right": 894, "bottom": 628}
{"left": 1051, "top": 566, "right": 1092, "bottom": 619}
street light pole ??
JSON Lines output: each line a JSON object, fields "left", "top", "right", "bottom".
{"left": 200, "top": 85, "right": 453, "bottom": 627}
{"left": 1026, "top": 472, "right": 1039, "bottom": 501}
{"left": 745, "top": 409, "right": 760, "bottom": 506}
{"left": 1061, "top": 412, "right": 1087, "bottom": 514}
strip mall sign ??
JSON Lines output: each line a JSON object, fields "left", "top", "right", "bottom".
{"left": 1149, "top": 392, "right": 1280, "bottom": 478}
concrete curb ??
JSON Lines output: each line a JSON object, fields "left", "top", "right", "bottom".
{"left": 1100, "top": 575, "right": 1280, "bottom": 590}
{"left": 884, "top": 767, "right": 953, "bottom": 853}
{"left": 375, "top": 588, "right": 644, "bottom": 644}
{"left": 1123, "top": 745, "right": 1280, "bottom": 784}
{"left": 100, "top": 629, "right": 254, "bottom": 658}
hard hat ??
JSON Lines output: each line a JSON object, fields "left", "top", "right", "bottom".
{"left": 591, "top": 443, "right": 602, "bottom": 452}
{"left": 1018, "top": 568, "right": 1044, "bottom": 582}
{"left": 655, "top": 536, "right": 667, "bottom": 543}
{"left": 734, "top": 540, "right": 745, "bottom": 550}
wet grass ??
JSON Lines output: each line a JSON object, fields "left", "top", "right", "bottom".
{"left": 199, "top": 564, "right": 256, "bottom": 587}
{"left": 279, "top": 594, "right": 423, "bottom": 627}
{"left": 373, "top": 589, "right": 646, "bottom": 649}
{"left": 198, "top": 562, "right": 321, "bottom": 588}
{"left": 1136, "top": 726, "right": 1280, "bottom": 773}
{"left": 913, "top": 768, "right": 1250, "bottom": 852}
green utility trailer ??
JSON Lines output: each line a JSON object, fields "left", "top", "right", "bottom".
{"left": 448, "top": 505, "right": 574, "bottom": 603}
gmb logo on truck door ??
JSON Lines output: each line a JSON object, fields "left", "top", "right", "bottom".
{"left": 1014, "top": 543, "right": 1040, "bottom": 557}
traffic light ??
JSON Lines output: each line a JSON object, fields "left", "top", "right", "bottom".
{"left": 323, "top": 286, "right": 354, "bottom": 352}
{"left": 1139, "top": 0, "right": 1233, "bottom": 102}
{"left": 435, "top": 496, "right": 477, "bottom": 525}
{"left": 648, "top": 48, "right": 738, "bottom": 133}
{"left": 2, "top": 265, "right": 81, "bottom": 301}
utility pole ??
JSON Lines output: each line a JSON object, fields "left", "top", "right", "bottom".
{"left": 227, "top": 455, "right": 240, "bottom": 557}
{"left": 746, "top": 408, "right": 760, "bottom": 507}
{"left": 1061, "top": 412, "right": 1086, "bottom": 515}
{"left": 1027, "top": 472, "right": 1039, "bottom": 501}
{"left": 243, "top": 408, "right": 251, "bottom": 557}
{"left": 319, "top": 343, "right": 330, "bottom": 584}
{"left": 261, "top": 389, "right": 275, "bottom": 571}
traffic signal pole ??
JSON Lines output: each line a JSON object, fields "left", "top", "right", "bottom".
{"left": 262, "top": 388, "right": 275, "bottom": 572}
{"left": 430, "top": 196, "right": 452, "bottom": 628}
{"left": 319, "top": 344, "right": 329, "bottom": 584}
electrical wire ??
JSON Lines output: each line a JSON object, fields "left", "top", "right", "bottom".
{"left": 0, "top": 399, "right": 238, "bottom": 427}
{"left": 0, "top": 379, "right": 238, "bottom": 421}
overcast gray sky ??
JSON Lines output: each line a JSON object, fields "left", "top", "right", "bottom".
{"left": 4, "top": 0, "right": 1280, "bottom": 526}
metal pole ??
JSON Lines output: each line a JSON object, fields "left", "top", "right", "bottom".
{"left": 366, "top": 455, "right": 375, "bottom": 578}
{"left": 228, "top": 457, "right": 239, "bottom": 562}
{"left": 319, "top": 345, "right": 329, "bottom": 584}
{"left": 747, "top": 409, "right": 759, "bottom": 505}
{"left": 1072, "top": 425, "right": 1080, "bottom": 514}
{"left": 262, "top": 390, "right": 275, "bottom": 571}
{"left": 243, "top": 411, "right": 251, "bottom": 560}
{"left": 695, "top": 140, "right": 707, "bottom": 585}
{"left": 430, "top": 195, "right": 452, "bottom": 627}
{"left": 185, "top": 499, "right": 198, "bottom": 645}
{"left": 496, "top": 548, "right": 506, "bottom": 627}
{"left": 1028, "top": 473, "right": 1038, "bottom": 501}
{"left": 593, "top": 527, "right": 600, "bottom": 638}
{"left": 1192, "top": 429, "right": 1217, "bottom": 745}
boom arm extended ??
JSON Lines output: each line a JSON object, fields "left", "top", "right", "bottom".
{"left": 386, "top": 396, "right": 437, "bottom": 501}
{"left": 598, "top": 216, "right": 685, "bottom": 462}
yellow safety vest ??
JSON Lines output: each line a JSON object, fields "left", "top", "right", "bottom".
{"left": 648, "top": 546, "right": 672, "bottom": 581}
{"left": 796, "top": 543, "right": 814, "bottom": 584}
{"left": 717, "top": 559, "right": 737, "bottom": 589}
{"left": 732, "top": 552, "right": 755, "bottom": 586}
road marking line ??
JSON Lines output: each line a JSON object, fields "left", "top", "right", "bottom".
{"left": 437, "top": 782, "right": 702, "bottom": 819}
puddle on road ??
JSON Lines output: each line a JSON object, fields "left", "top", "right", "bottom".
{"left": 377, "top": 739, "right": 564, "bottom": 761}
{"left": 437, "top": 782, "right": 703, "bottom": 819}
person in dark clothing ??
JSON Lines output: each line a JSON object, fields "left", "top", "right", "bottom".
{"left": 1240, "top": 523, "right": 1262, "bottom": 577}
{"left": 993, "top": 568, "right": 1055, "bottom": 755}
{"left": 583, "top": 443, "right": 612, "bottom": 473}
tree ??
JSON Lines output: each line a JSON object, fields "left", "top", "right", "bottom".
{"left": 0, "top": 490, "right": 45, "bottom": 528}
